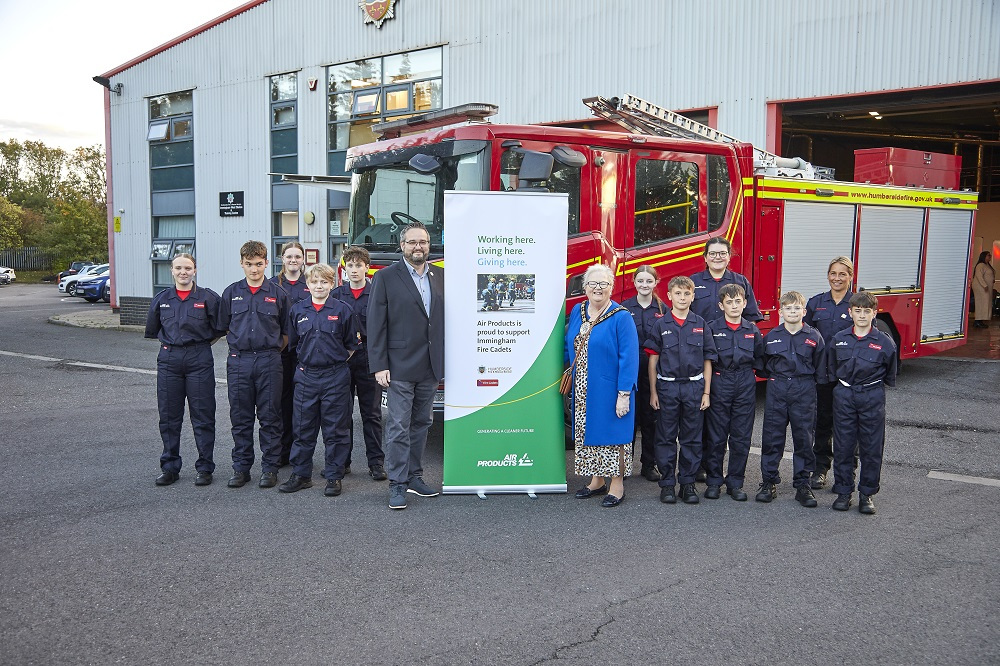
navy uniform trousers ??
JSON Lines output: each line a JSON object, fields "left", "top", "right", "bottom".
{"left": 704, "top": 368, "right": 756, "bottom": 489}
{"left": 157, "top": 342, "right": 216, "bottom": 474}
{"left": 654, "top": 379, "right": 705, "bottom": 487}
{"left": 832, "top": 382, "right": 886, "bottom": 496}
{"left": 227, "top": 350, "right": 283, "bottom": 473}
{"left": 760, "top": 376, "right": 817, "bottom": 488}
{"left": 277, "top": 350, "right": 297, "bottom": 464}
{"left": 290, "top": 363, "right": 353, "bottom": 481}
{"left": 347, "top": 350, "right": 384, "bottom": 467}
{"left": 634, "top": 361, "right": 657, "bottom": 469}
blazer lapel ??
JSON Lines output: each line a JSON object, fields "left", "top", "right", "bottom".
{"left": 395, "top": 260, "right": 428, "bottom": 318}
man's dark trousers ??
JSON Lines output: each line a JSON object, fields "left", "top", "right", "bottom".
{"left": 384, "top": 372, "right": 436, "bottom": 484}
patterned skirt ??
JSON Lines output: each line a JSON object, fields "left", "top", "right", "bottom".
{"left": 574, "top": 441, "right": 633, "bottom": 478}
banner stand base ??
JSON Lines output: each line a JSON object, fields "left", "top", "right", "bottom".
{"left": 444, "top": 484, "right": 566, "bottom": 496}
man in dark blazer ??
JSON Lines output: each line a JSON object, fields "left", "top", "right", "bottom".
{"left": 367, "top": 222, "right": 445, "bottom": 510}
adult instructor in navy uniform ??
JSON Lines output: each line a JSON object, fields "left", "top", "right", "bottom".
{"left": 367, "top": 221, "right": 445, "bottom": 510}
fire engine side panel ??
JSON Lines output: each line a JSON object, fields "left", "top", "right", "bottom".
{"left": 920, "top": 209, "right": 974, "bottom": 341}
{"left": 855, "top": 206, "right": 924, "bottom": 292}
{"left": 779, "top": 201, "right": 857, "bottom": 299}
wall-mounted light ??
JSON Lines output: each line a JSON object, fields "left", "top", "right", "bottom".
{"left": 93, "top": 76, "right": 123, "bottom": 96}
{"left": 303, "top": 211, "right": 315, "bottom": 225}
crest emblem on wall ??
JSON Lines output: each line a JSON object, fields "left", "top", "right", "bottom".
{"left": 359, "top": 0, "right": 398, "bottom": 28}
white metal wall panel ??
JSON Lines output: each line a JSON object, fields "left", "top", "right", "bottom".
{"left": 856, "top": 207, "right": 924, "bottom": 291}
{"left": 105, "top": 0, "right": 1000, "bottom": 297}
{"left": 780, "top": 202, "right": 856, "bottom": 299}
{"left": 921, "top": 210, "right": 973, "bottom": 339}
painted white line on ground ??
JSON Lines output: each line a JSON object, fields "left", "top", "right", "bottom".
{"left": 748, "top": 445, "right": 793, "bottom": 461}
{"left": 0, "top": 349, "right": 62, "bottom": 362}
{"left": 0, "top": 349, "right": 227, "bottom": 384}
{"left": 927, "top": 470, "right": 1000, "bottom": 487}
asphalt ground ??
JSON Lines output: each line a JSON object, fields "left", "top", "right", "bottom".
{"left": 1, "top": 284, "right": 998, "bottom": 665}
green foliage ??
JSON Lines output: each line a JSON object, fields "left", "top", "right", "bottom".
{"left": 0, "top": 139, "right": 107, "bottom": 259}
{"left": 0, "top": 196, "right": 24, "bottom": 250}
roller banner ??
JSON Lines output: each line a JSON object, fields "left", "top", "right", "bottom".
{"left": 442, "top": 191, "right": 568, "bottom": 495}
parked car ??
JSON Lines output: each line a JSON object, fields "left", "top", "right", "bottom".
{"left": 78, "top": 274, "right": 111, "bottom": 303}
{"left": 60, "top": 264, "right": 109, "bottom": 296}
{"left": 0, "top": 267, "right": 16, "bottom": 282}
{"left": 57, "top": 261, "right": 95, "bottom": 282}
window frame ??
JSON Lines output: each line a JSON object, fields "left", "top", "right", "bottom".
{"left": 627, "top": 150, "right": 709, "bottom": 250}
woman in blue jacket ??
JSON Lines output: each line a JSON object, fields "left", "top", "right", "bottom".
{"left": 565, "top": 264, "right": 639, "bottom": 507}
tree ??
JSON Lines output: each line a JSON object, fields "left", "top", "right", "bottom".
{"left": 35, "top": 197, "right": 108, "bottom": 269}
{"left": 0, "top": 196, "right": 24, "bottom": 250}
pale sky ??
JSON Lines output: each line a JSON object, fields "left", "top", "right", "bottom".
{"left": 0, "top": 0, "right": 241, "bottom": 152}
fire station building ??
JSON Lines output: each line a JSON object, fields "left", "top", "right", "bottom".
{"left": 97, "top": 0, "right": 1000, "bottom": 323}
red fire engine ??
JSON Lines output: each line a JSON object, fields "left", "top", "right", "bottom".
{"left": 340, "top": 96, "right": 977, "bottom": 359}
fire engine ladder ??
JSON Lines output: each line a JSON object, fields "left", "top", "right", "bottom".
{"left": 583, "top": 94, "right": 828, "bottom": 179}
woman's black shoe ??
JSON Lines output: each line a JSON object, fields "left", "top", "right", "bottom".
{"left": 575, "top": 483, "right": 609, "bottom": 499}
{"left": 601, "top": 494, "right": 623, "bottom": 507}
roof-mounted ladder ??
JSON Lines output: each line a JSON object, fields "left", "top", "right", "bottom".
{"left": 583, "top": 94, "right": 832, "bottom": 180}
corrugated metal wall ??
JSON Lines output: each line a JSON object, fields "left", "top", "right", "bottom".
{"left": 108, "top": 0, "right": 1000, "bottom": 296}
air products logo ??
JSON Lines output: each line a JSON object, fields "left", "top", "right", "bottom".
{"left": 477, "top": 453, "right": 534, "bottom": 468}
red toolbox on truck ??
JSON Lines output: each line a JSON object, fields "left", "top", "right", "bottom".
{"left": 854, "top": 147, "right": 961, "bottom": 189}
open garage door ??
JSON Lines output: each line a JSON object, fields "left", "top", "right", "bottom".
{"left": 778, "top": 82, "right": 1000, "bottom": 202}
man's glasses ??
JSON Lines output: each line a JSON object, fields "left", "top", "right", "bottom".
{"left": 403, "top": 240, "right": 430, "bottom": 247}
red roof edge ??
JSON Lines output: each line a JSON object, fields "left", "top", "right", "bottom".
{"left": 99, "top": 0, "right": 271, "bottom": 78}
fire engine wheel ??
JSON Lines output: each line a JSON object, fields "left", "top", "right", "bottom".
{"left": 390, "top": 211, "right": 422, "bottom": 228}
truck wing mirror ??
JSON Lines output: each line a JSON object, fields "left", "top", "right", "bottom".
{"left": 516, "top": 149, "right": 554, "bottom": 188}
{"left": 551, "top": 145, "right": 586, "bottom": 168}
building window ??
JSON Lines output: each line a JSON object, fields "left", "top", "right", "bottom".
{"left": 327, "top": 47, "right": 443, "bottom": 175}
{"left": 148, "top": 90, "right": 194, "bottom": 293}
{"left": 271, "top": 73, "right": 298, "bottom": 274}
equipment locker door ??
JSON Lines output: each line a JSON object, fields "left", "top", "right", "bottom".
{"left": 780, "top": 201, "right": 857, "bottom": 298}
{"left": 921, "top": 209, "right": 974, "bottom": 340}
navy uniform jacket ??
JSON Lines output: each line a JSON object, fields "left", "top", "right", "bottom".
{"left": 287, "top": 298, "right": 362, "bottom": 367}
{"left": 690, "top": 269, "right": 763, "bottom": 322}
{"left": 644, "top": 312, "right": 718, "bottom": 379}
{"left": 145, "top": 286, "right": 223, "bottom": 345}
{"left": 271, "top": 275, "right": 311, "bottom": 307}
{"left": 707, "top": 316, "right": 764, "bottom": 372}
{"left": 331, "top": 281, "right": 372, "bottom": 348}
{"left": 805, "top": 291, "right": 854, "bottom": 348}
{"left": 760, "top": 323, "right": 826, "bottom": 382}
{"left": 623, "top": 296, "right": 667, "bottom": 361}
{"left": 218, "top": 279, "right": 290, "bottom": 351}
{"left": 826, "top": 327, "right": 897, "bottom": 388}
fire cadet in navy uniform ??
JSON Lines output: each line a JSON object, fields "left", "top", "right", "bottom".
{"left": 826, "top": 291, "right": 898, "bottom": 514}
{"left": 804, "top": 256, "right": 855, "bottom": 490}
{"left": 217, "top": 240, "right": 290, "bottom": 489}
{"left": 621, "top": 265, "right": 667, "bottom": 482}
{"left": 689, "top": 237, "right": 762, "bottom": 482}
{"left": 270, "top": 241, "right": 310, "bottom": 467}
{"left": 279, "top": 263, "right": 362, "bottom": 496}
{"left": 146, "top": 253, "right": 223, "bottom": 486}
{"left": 645, "top": 276, "right": 718, "bottom": 505}
{"left": 703, "top": 283, "right": 764, "bottom": 501}
{"left": 756, "top": 291, "right": 825, "bottom": 507}
{"left": 330, "top": 246, "right": 387, "bottom": 481}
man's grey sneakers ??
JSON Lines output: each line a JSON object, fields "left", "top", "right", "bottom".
{"left": 389, "top": 483, "right": 408, "bottom": 510}
{"left": 407, "top": 477, "right": 440, "bottom": 497}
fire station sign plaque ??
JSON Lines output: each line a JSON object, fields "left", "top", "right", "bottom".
{"left": 219, "top": 191, "right": 245, "bottom": 217}
{"left": 359, "top": 0, "right": 397, "bottom": 28}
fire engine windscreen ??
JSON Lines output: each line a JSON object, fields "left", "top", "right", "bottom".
{"left": 349, "top": 143, "right": 488, "bottom": 250}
